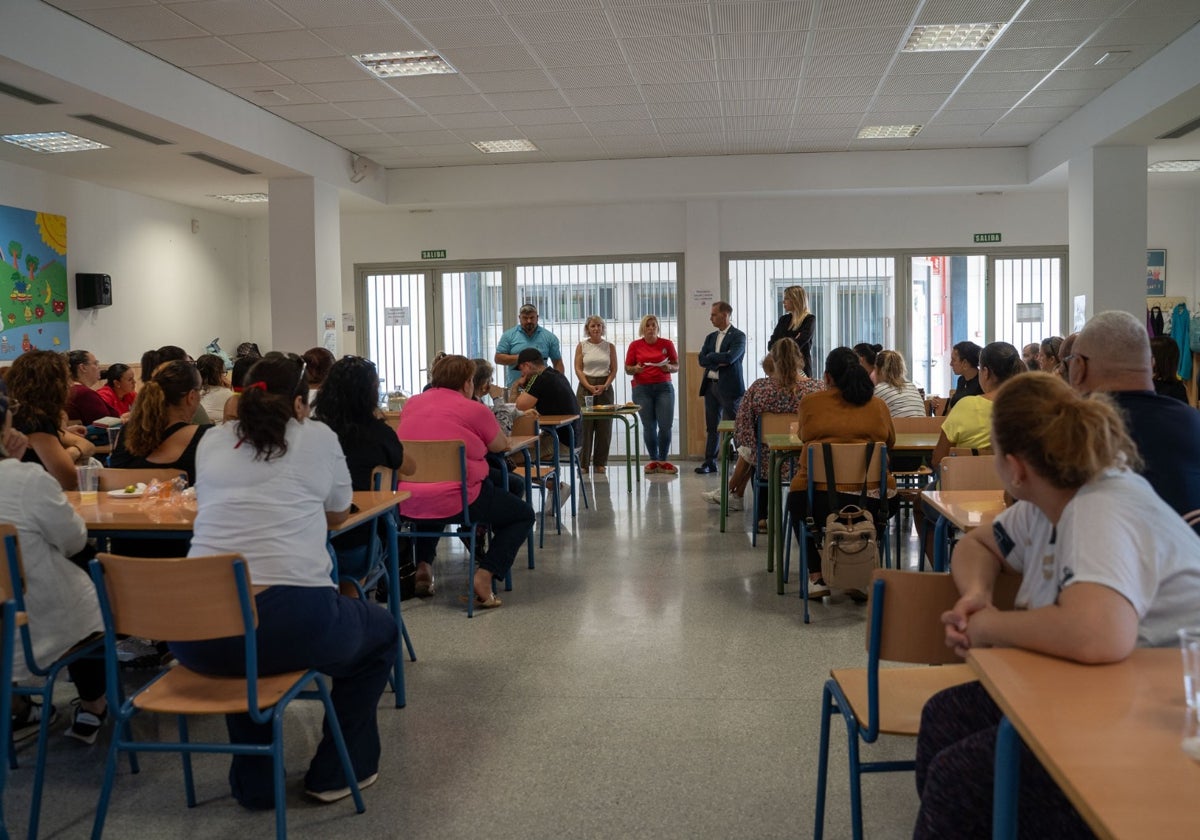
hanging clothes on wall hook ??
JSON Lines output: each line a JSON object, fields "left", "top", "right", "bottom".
{"left": 1147, "top": 305, "right": 1164, "bottom": 337}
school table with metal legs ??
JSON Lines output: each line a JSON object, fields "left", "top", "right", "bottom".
{"left": 717, "top": 418, "right": 735, "bottom": 532}
{"left": 535, "top": 414, "right": 588, "bottom": 516}
{"left": 581, "top": 407, "right": 642, "bottom": 491}
{"left": 499, "top": 434, "right": 538, "bottom": 568}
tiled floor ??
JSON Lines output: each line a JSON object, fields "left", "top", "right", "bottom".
{"left": 6, "top": 467, "right": 924, "bottom": 839}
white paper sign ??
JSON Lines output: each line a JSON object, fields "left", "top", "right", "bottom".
{"left": 1073, "top": 295, "right": 1086, "bottom": 332}
{"left": 1015, "top": 303, "right": 1043, "bottom": 323}
{"left": 384, "top": 306, "right": 410, "bottom": 327}
{"left": 691, "top": 289, "right": 714, "bottom": 308}
{"left": 343, "top": 311, "right": 356, "bottom": 332}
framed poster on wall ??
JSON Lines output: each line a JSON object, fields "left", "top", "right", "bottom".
{"left": 1146, "top": 249, "right": 1166, "bottom": 297}
{"left": 0, "top": 204, "right": 70, "bottom": 360}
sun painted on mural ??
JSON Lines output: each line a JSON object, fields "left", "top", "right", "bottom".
{"left": 0, "top": 205, "right": 70, "bottom": 360}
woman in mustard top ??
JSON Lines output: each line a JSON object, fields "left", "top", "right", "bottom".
{"left": 931, "top": 342, "right": 1025, "bottom": 468}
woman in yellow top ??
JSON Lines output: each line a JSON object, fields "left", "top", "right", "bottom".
{"left": 931, "top": 342, "right": 1024, "bottom": 468}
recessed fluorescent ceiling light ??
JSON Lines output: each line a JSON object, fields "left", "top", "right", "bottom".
{"left": 2, "top": 131, "right": 108, "bottom": 153}
{"left": 857, "top": 125, "right": 922, "bottom": 139}
{"left": 472, "top": 139, "right": 538, "bottom": 153}
{"left": 209, "top": 193, "right": 269, "bottom": 203}
{"left": 904, "top": 23, "right": 1005, "bottom": 51}
{"left": 354, "top": 51, "right": 456, "bottom": 78}
{"left": 1148, "top": 160, "right": 1200, "bottom": 172}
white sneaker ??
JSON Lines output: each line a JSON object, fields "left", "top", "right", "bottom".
{"left": 727, "top": 494, "right": 743, "bottom": 511}
{"left": 544, "top": 482, "right": 572, "bottom": 516}
{"left": 701, "top": 489, "right": 721, "bottom": 505}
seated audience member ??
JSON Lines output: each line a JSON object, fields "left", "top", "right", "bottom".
{"left": 931, "top": 342, "right": 1024, "bottom": 468}
{"left": 196, "top": 353, "right": 233, "bottom": 423}
{"left": 872, "top": 350, "right": 927, "bottom": 418}
{"left": 914, "top": 372, "right": 1200, "bottom": 839}
{"left": 1149, "top": 335, "right": 1188, "bottom": 403}
{"left": 66, "top": 349, "right": 113, "bottom": 425}
{"left": 142, "top": 344, "right": 211, "bottom": 427}
{"left": 109, "top": 360, "right": 210, "bottom": 484}
{"left": 1039, "top": 335, "right": 1064, "bottom": 375}
{"left": 170, "top": 354, "right": 398, "bottom": 810}
{"left": 1068, "top": 310, "right": 1200, "bottom": 529}
{"left": 471, "top": 358, "right": 524, "bottom": 500}
{"left": 396, "top": 355, "right": 534, "bottom": 608}
{"left": 928, "top": 341, "right": 982, "bottom": 416}
{"left": 1020, "top": 342, "right": 1040, "bottom": 370}
{"left": 6, "top": 350, "right": 95, "bottom": 490}
{"left": 302, "top": 346, "right": 336, "bottom": 408}
{"left": 853, "top": 343, "right": 882, "bottom": 380}
{"left": 95, "top": 363, "right": 137, "bottom": 419}
{"left": 222, "top": 355, "right": 257, "bottom": 423}
{"left": 787, "top": 347, "right": 895, "bottom": 598}
{"left": 512, "top": 347, "right": 578, "bottom": 510}
{"left": 703, "top": 340, "right": 822, "bottom": 518}
{"left": 0, "top": 379, "right": 109, "bottom": 744}
{"left": 235, "top": 341, "right": 262, "bottom": 362}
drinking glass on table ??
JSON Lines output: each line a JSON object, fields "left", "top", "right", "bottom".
{"left": 1179, "top": 627, "right": 1200, "bottom": 710}
{"left": 106, "top": 426, "right": 121, "bottom": 466}
{"left": 584, "top": 396, "right": 594, "bottom": 410}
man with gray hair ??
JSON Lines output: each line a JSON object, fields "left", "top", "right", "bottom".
{"left": 1068, "top": 310, "right": 1200, "bottom": 530}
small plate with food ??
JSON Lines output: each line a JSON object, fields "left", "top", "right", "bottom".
{"left": 107, "top": 483, "right": 147, "bottom": 498}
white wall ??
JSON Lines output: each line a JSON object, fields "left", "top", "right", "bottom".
{"left": 0, "top": 160, "right": 253, "bottom": 366}
{"left": 1148, "top": 189, "right": 1200, "bottom": 302}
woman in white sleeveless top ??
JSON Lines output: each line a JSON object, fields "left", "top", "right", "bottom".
{"left": 574, "top": 315, "right": 618, "bottom": 473}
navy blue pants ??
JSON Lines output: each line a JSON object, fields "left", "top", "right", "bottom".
{"left": 410, "top": 479, "right": 534, "bottom": 577}
{"left": 169, "top": 585, "right": 398, "bottom": 808}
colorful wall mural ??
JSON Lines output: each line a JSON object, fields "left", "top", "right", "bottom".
{"left": 0, "top": 204, "right": 70, "bottom": 361}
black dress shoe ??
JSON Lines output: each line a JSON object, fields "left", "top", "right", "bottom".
{"left": 694, "top": 463, "right": 717, "bottom": 474}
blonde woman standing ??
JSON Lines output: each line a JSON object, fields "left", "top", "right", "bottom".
{"left": 574, "top": 315, "right": 618, "bottom": 473}
{"left": 768, "top": 285, "right": 817, "bottom": 377}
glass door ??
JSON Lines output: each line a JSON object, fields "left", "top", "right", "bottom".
{"left": 908, "top": 255, "right": 986, "bottom": 399}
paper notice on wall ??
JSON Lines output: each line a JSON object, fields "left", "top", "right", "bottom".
{"left": 343, "top": 311, "right": 355, "bottom": 333}
{"left": 1073, "top": 295, "right": 1086, "bottom": 332}
{"left": 384, "top": 306, "right": 410, "bottom": 327}
{"left": 691, "top": 289, "right": 714, "bottom": 308}
{"left": 323, "top": 329, "right": 336, "bottom": 353}
{"left": 1015, "top": 302, "right": 1043, "bottom": 323}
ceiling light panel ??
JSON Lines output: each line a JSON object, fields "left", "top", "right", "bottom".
{"left": 904, "top": 23, "right": 1006, "bottom": 51}
{"left": 1148, "top": 160, "right": 1200, "bottom": 172}
{"left": 472, "top": 139, "right": 539, "bottom": 153}
{"left": 1, "top": 132, "right": 108, "bottom": 153}
{"left": 857, "top": 124, "right": 922, "bottom": 139}
{"left": 354, "top": 51, "right": 457, "bottom": 78}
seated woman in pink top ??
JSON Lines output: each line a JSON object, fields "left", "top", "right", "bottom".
{"left": 396, "top": 355, "right": 535, "bottom": 609}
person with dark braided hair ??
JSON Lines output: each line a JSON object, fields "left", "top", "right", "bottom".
{"left": 170, "top": 354, "right": 397, "bottom": 810}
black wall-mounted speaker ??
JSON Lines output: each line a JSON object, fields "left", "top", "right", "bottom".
{"left": 75, "top": 273, "right": 112, "bottom": 309}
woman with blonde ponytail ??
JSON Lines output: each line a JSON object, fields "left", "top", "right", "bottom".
{"left": 109, "top": 359, "right": 209, "bottom": 483}
{"left": 914, "top": 372, "right": 1200, "bottom": 839}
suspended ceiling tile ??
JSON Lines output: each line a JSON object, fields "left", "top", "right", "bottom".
{"left": 504, "top": 107, "right": 581, "bottom": 124}
{"left": 1037, "top": 67, "right": 1132, "bottom": 89}
{"left": 880, "top": 73, "right": 966, "bottom": 95}
{"left": 304, "top": 79, "right": 399, "bottom": 101}
{"left": 320, "top": 133, "right": 393, "bottom": 150}
{"left": 913, "top": 123, "right": 990, "bottom": 140}
{"left": 798, "top": 76, "right": 881, "bottom": 97}
{"left": 485, "top": 89, "right": 570, "bottom": 109}
{"left": 620, "top": 35, "right": 717, "bottom": 63}
{"left": 847, "top": 136, "right": 916, "bottom": 150}
{"left": 1000, "top": 19, "right": 1109, "bottom": 49}
{"left": 408, "top": 94, "right": 497, "bottom": 114}
{"left": 791, "top": 126, "right": 859, "bottom": 140}
{"left": 163, "top": 0, "right": 303, "bottom": 35}
{"left": 137, "top": 36, "right": 254, "bottom": 67}
{"left": 533, "top": 138, "right": 607, "bottom": 156}
{"left": 562, "top": 86, "right": 646, "bottom": 107}
{"left": 975, "top": 47, "right": 1076, "bottom": 73}
{"left": 387, "top": 129, "right": 462, "bottom": 145}
{"left": 809, "top": 27, "right": 906, "bottom": 56}
{"left": 660, "top": 135, "right": 728, "bottom": 154}
{"left": 433, "top": 111, "right": 515, "bottom": 129}
{"left": 890, "top": 50, "right": 982, "bottom": 74}
{"left": 792, "top": 95, "right": 874, "bottom": 114}
{"left": 957, "top": 70, "right": 1050, "bottom": 92}
{"left": 930, "top": 107, "right": 1010, "bottom": 123}
{"left": 807, "top": 54, "right": 894, "bottom": 78}
{"left": 439, "top": 45, "right": 542, "bottom": 73}
{"left": 385, "top": 75, "right": 478, "bottom": 98}
{"left": 723, "top": 97, "right": 794, "bottom": 116}
{"left": 640, "top": 82, "right": 722, "bottom": 102}
{"left": 574, "top": 103, "right": 652, "bottom": 122}
{"left": 507, "top": 9, "right": 616, "bottom": 42}
{"left": 712, "top": 2, "right": 815, "bottom": 34}
{"left": 224, "top": 30, "right": 342, "bottom": 62}
{"left": 719, "top": 78, "right": 798, "bottom": 99}
{"left": 1094, "top": 14, "right": 1200, "bottom": 45}
{"left": 270, "top": 0, "right": 399, "bottom": 28}
{"left": 548, "top": 65, "right": 638, "bottom": 89}
{"left": 795, "top": 111, "right": 867, "bottom": 128}
{"left": 45, "top": 0, "right": 157, "bottom": 9}
{"left": 914, "top": 0, "right": 1026, "bottom": 26}
{"left": 390, "top": 0, "right": 499, "bottom": 18}
{"left": 468, "top": 70, "right": 556, "bottom": 93}
{"left": 229, "top": 84, "right": 325, "bottom": 106}
{"left": 495, "top": 0, "right": 604, "bottom": 12}
{"left": 629, "top": 61, "right": 719, "bottom": 85}
{"left": 1019, "top": 0, "right": 1128, "bottom": 21}
{"left": 873, "top": 93, "right": 952, "bottom": 111}
{"left": 817, "top": 0, "right": 921, "bottom": 28}
{"left": 527, "top": 39, "right": 626, "bottom": 67}
{"left": 267, "top": 56, "right": 370, "bottom": 84}
{"left": 1017, "top": 87, "right": 1101, "bottom": 108}
{"left": 1000, "top": 105, "right": 1082, "bottom": 123}
{"left": 655, "top": 117, "right": 727, "bottom": 134}
{"left": 405, "top": 142, "right": 482, "bottom": 156}
{"left": 311, "top": 23, "right": 429, "bottom": 55}
{"left": 188, "top": 61, "right": 293, "bottom": 88}
{"left": 1061, "top": 44, "right": 1159, "bottom": 70}
{"left": 588, "top": 119, "right": 656, "bottom": 136}
{"left": 982, "top": 122, "right": 1056, "bottom": 141}
{"left": 599, "top": 135, "right": 666, "bottom": 153}
{"left": 608, "top": 4, "right": 715, "bottom": 39}
{"left": 729, "top": 114, "right": 793, "bottom": 131}
{"left": 647, "top": 99, "right": 724, "bottom": 119}
{"left": 336, "top": 99, "right": 423, "bottom": 118}
{"left": 717, "top": 57, "right": 807, "bottom": 82}
{"left": 945, "top": 90, "right": 1026, "bottom": 109}
{"left": 516, "top": 122, "right": 592, "bottom": 139}
{"left": 862, "top": 110, "right": 937, "bottom": 124}
{"left": 410, "top": 17, "right": 521, "bottom": 49}
{"left": 74, "top": 4, "right": 204, "bottom": 40}
{"left": 299, "top": 118, "right": 387, "bottom": 136}
{"left": 265, "top": 101, "right": 352, "bottom": 121}
{"left": 713, "top": 31, "right": 809, "bottom": 59}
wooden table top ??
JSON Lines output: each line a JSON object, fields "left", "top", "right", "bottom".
{"left": 503, "top": 434, "right": 538, "bottom": 455}
{"left": 921, "top": 490, "right": 1007, "bottom": 530}
{"left": 582, "top": 406, "right": 639, "bottom": 416}
{"left": 535, "top": 413, "right": 581, "bottom": 426}
{"left": 970, "top": 647, "right": 1200, "bottom": 840}
{"left": 891, "top": 431, "right": 941, "bottom": 451}
{"left": 764, "top": 434, "right": 804, "bottom": 450}
{"left": 71, "top": 489, "right": 409, "bottom": 534}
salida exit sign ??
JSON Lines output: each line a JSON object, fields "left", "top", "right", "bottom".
{"left": 973, "top": 233, "right": 1002, "bottom": 243}
{"left": 421, "top": 249, "right": 447, "bottom": 260}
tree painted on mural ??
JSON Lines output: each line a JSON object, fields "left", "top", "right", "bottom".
{"left": 0, "top": 210, "right": 69, "bottom": 355}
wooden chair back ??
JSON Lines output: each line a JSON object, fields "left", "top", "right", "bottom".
{"left": 760, "top": 411, "right": 795, "bottom": 436}
{"left": 370, "top": 465, "right": 398, "bottom": 491}
{"left": 511, "top": 414, "right": 537, "bottom": 437}
{"left": 938, "top": 456, "right": 1004, "bottom": 491}
{"left": 93, "top": 553, "right": 251, "bottom": 641}
{"left": 892, "top": 416, "right": 945, "bottom": 434}
{"left": 396, "top": 440, "right": 467, "bottom": 484}
{"left": 98, "top": 468, "right": 187, "bottom": 491}
{"left": 868, "top": 569, "right": 1020, "bottom": 664}
{"left": 807, "top": 442, "right": 887, "bottom": 490}
{"left": 948, "top": 446, "right": 992, "bottom": 457}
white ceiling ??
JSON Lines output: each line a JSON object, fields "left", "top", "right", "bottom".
{"left": 3, "top": 0, "right": 1200, "bottom": 213}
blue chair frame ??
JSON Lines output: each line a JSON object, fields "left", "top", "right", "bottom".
{"left": 1, "top": 526, "right": 106, "bottom": 840}
{"left": 0, "top": 600, "right": 15, "bottom": 840}
{"left": 87, "top": 553, "right": 365, "bottom": 840}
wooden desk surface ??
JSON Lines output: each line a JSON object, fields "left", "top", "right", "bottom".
{"left": 503, "top": 435, "right": 538, "bottom": 455}
{"left": 582, "top": 406, "right": 639, "bottom": 417}
{"left": 764, "top": 434, "right": 804, "bottom": 450}
{"left": 72, "top": 490, "right": 409, "bottom": 534}
{"left": 970, "top": 648, "right": 1200, "bottom": 840}
{"left": 535, "top": 413, "right": 581, "bottom": 427}
{"left": 921, "top": 490, "right": 1006, "bottom": 530}
{"left": 892, "top": 431, "right": 941, "bottom": 451}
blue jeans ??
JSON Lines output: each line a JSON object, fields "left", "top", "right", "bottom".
{"left": 169, "top": 586, "right": 399, "bottom": 808}
{"left": 633, "top": 382, "right": 675, "bottom": 461}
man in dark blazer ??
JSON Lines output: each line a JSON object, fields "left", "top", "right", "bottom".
{"left": 696, "top": 301, "right": 746, "bottom": 474}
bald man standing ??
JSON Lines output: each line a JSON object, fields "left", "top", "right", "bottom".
{"left": 1068, "top": 310, "right": 1200, "bottom": 531}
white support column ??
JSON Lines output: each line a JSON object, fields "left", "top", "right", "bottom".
{"left": 1067, "top": 146, "right": 1147, "bottom": 323}
{"left": 684, "top": 199, "right": 720, "bottom": 347}
{"left": 267, "top": 177, "right": 342, "bottom": 354}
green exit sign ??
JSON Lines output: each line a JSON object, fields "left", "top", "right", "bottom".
{"left": 973, "top": 233, "right": 1002, "bottom": 243}
{"left": 421, "top": 249, "right": 447, "bottom": 260}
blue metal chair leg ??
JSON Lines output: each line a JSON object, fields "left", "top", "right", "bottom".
{"left": 993, "top": 717, "right": 1020, "bottom": 840}
{"left": 814, "top": 684, "right": 835, "bottom": 840}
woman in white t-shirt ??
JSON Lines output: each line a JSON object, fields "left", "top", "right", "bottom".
{"left": 574, "top": 315, "right": 618, "bottom": 473}
{"left": 914, "top": 372, "right": 1200, "bottom": 839}
{"left": 169, "top": 354, "right": 398, "bottom": 811}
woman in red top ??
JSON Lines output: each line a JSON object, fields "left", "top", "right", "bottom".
{"left": 96, "top": 363, "right": 137, "bottom": 420}
{"left": 624, "top": 314, "right": 680, "bottom": 474}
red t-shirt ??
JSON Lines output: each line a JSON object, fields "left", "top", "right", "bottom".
{"left": 625, "top": 338, "right": 678, "bottom": 387}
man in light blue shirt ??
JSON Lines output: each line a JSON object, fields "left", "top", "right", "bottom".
{"left": 494, "top": 303, "right": 564, "bottom": 387}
